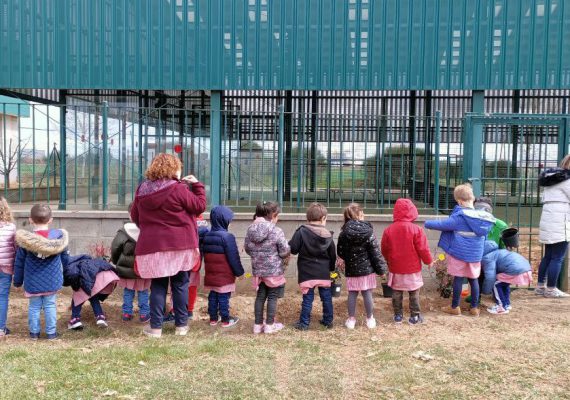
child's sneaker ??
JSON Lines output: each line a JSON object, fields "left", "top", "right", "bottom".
{"left": 253, "top": 324, "right": 265, "bottom": 334}
{"left": 505, "top": 304, "right": 512, "bottom": 311}
{"left": 221, "top": 316, "right": 239, "bottom": 328}
{"left": 139, "top": 314, "right": 150, "bottom": 323}
{"left": 46, "top": 333, "right": 59, "bottom": 340}
{"left": 544, "top": 288, "right": 570, "bottom": 298}
{"left": 0, "top": 328, "right": 10, "bottom": 339}
{"left": 188, "top": 311, "right": 194, "bottom": 321}
{"left": 319, "top": 320, "right": 333, "bottom": 329}
{"left": 209, "top": 319, "right": 219, "bottom": 327}
{"left": 345, "top": 317, "right": 356, "bottom": 330}
{"left": 163, "top": 311, "right": 176, "bottom": 324}
{"left": 175, "top": 326, "right": 189, "bottom": 336}
{"left": 30, "top": 332, "right": 40, "bottom": 340}
{"left": 68, "top": 317, "right": 84, "bottom": 330}
{"left": 393, "top": 314, "right": 404, "bottom": 324}
{"left": 408, "top": 315, "right": 424, "bottom": 325}
{"left": 293, "top": 322, "right": 309, "bottom": 331}
{"left": 142, "top": 326, "right": 162, "bottom": 338}
{"left": 264, "top": 322, "right": 284, "bottom": 334}
{"left": 487, "top": 304, "right": 509, "bottom": 315}
{"left": 441, "top": 305, "right": 461, "bottom": 316}
{"left": 534, "top": 286, "right": 546, "bottom": 296}
{"left": 366, "top": 317, "right": 377, "bottom": 329}
{"left": 122, "top": 313, "right": 133, "bottom": 322}
{"left": 96, "top": 315, "right": 108, "bottom": 328}
{"left": 469, "top": 307, "right": 480, "bottom": 317}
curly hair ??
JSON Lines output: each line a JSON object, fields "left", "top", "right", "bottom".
{"left": 145, "top": 153, "right": 182, "bottom": 181}
{"left": 0, "top": 197, "right": 13, "bottom": 223}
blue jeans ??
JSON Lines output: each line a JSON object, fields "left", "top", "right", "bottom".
{"left": 150, "top": 271, "right": 189, "bottom": 329}
{"left": 537, "top": 241, "right": 568, "bottom": 288}
{"left": 71, "top": 295, "right": 104, "bottom": 319}
{"left": 0, "top": 271, "right": 11, "bottom": 331}
{"left": 29, "top": 294, "right": 58, "bottom": 335}
{"left": 122, "top": 289, "right": 150, "bottom": 316}
{"left": 452, "top": 277, "right": 479, "bottom": 309}
{"left": 299, "top": 287, "right": 333, "bottom": 326}
{"left": 493, "top": 281, "right": 510, "bottom": 308}
{"left": 208, "top": 291, "right": 231, "bottom": 322}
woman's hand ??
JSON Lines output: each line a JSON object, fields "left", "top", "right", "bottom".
{"left": 182, "top": 175, "right": 198, "bottom": 184}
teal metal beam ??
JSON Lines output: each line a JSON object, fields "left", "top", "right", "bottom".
{"left": 433, "top": 110, "right": 441, "bottom": 214}
{"left": 210, "top": 91, "right": 222, "bottom": 206}
{"left": 277, "top": 104, "right": 284, "bottom": 204}
{"left": 102, "top": 101, "right": 109, "bottom": 210}
{"left": 463, "top": 90, "right": 485, "bottom": 196}
{"left": 58, "top": 90, "right": 67, "bottom": 210}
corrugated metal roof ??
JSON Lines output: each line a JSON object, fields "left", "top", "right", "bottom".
{"left": 0, "top": 0, "right": 569, "bottom": 90}
{"left": 0, "top": 95, "right": 30, "bottom": 117}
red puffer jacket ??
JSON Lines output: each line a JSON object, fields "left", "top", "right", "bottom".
{"left": 381, "top": 199, "right": 433, "bottom": 274}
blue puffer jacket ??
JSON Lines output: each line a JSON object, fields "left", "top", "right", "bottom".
{"left": 13, "top": 229, "right": 69, "bottom": 294}
{"left": 425, "top": 206, "right": 496, "bottom": 262}
{"left": 63, "top": 254, "right": 116, "bottom": 296}
{"left": 481, "top": 241, "right": 531, "bottom": 294}
{"left": 202, "top": 206, "right": 244, "bottom": 287}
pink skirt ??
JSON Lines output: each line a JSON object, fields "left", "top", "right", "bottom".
{"left": 252, "top": 275, "right": 287, "bottom": 290}
{"left": 118, "top": 278, "right": 151, "bottom": 291}
{"left": 346, "top": 273, "right": 377, "bottom": 291}
{"left": 204, "top": 283, "right": 235, "bottom": 294}
{"left": 387, "top": 272, "right": 423, "bottom": 291}
{"left": 135, "top": 248, "right": 200, "bottom": 279}
{"left": 497, "top": 271, "right": 532, "bottom": 286}
{"left": 299, "top": 279, "right": 331, "bottom": 295}
{"left": 446, "top": 254, "right": 481, "bottom": 279}
{"left": 72, "top": 270, "right": 119, "bottom": 306}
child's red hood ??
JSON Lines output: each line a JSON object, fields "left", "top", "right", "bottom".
{"left": 393, "top": 198, "right": 418, "bottom": 222}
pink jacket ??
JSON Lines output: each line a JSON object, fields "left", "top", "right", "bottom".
{"left": 0, "top": 222, "right": 16, "bottom": 274}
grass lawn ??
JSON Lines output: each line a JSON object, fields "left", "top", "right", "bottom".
{"left": 1, "top": 287, "right": 569, "bottom": 399}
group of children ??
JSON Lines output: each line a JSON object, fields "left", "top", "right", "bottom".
{"left": 0, "top": 181, "right": 538, "bottom": 340}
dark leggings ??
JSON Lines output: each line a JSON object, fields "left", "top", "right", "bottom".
{"left": 452, "top": 277, "right": 479, "bottom": 309}
{"left": 347, "top": 290, "right": 374, "bottom": 319}
{"left": 254, "top": 282, "right": 281, "bottom": 325}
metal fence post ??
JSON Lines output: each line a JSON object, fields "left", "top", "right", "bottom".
{"left": 463, "top": 91, "right": 485, "bottom": 196}
{"left": 433, "top": 111, "right": 441, "bottom": 214}
{"left": 277, "top": 105, "right": 285, "bottom": 204}
{"left": 210, "top": 91, "right": 222, "bottom": 206}
{"left": 102, "top": 101, "right": 109, "bottom": 210}
{"left": 58, "top": 91, "right": 67, "bottom": 210}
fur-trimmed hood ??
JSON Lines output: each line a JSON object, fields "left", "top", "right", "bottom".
{"left": 15, "top": 229, "right": 69, "bottom": 256}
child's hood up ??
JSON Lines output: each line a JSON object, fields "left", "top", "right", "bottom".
{"left": 210, "top": 206, "right": 234, "bottom": 231}
{"left": 393, "top": 198, "right": 418, "bottom": 222}
{"left": 483, "top": 240, "right": 499, "bottom": 256}
{"left": 247, "top": 218, "right": 278, "bottom": 243}
{"left": 458, "top": 207, "right": 496, "bottom": 236}
{"left": 15, "top": 229, "right": 69, "bottom": 256}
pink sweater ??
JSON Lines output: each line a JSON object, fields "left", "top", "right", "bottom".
{"left": 0, "top": 222, "right": 16, "bottom": 275}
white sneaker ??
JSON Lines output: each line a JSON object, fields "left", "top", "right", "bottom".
{"left": 253, "top": 324, "right": 264, "bottom": 334}
{"left": 534, "top": 286, "right": 546, "bottom": 296}
{"left": 345, "top": 318, "right": 356, "bottom": 330}
{"left": 175, "top": 326, "right": 189, "bottom": 336}
{"left": 264, "top": 322, "right": 284, "bottom": 334}
{"left": 487, "top": 304, "right": 509, "bottom": 315}
{"left": 366, "top": 317, "right": 377, "bottom": 329}
{"left": 505, "top": 305, "right": 512, "bottom": 311}
{"left": 142, "top": 326, "right": 162, "bottom": 338}
{"left": 544, "top": 288, "right": 570, "bottom": 298}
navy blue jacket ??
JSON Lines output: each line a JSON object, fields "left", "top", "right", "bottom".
{"left": 13, "top": 229, "right": 69, "bottom": 294}
{"left": 425, "top": 206, "right": 496, "bottom": 262}
{"left": 481, "top": 241, "right": 531, "bottom": 294}
{"left": 63, "top": 254, "right": 116, "bottom": 295}
{"left": 203, "top": 206, "right": 244, "bottom": 287}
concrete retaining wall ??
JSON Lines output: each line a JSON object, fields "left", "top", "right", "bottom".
{"left": 12, "top": 210, "right": 443, "bottom": 278}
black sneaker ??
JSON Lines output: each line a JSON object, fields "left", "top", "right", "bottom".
{"left": 319, "top": 320, "right": 334, "bottom": 329}
{"left": 163, "top": 311, "right": 176, "bottom": 324}
{"left": 68, "top": 317, "right": 83, "bottom": 331}
{"left": 408, "top": 315, "right": 424, "bottom": 325}
{"left": 46, "top": 332, "right": 59, "bottom": 340}
{"left": 30, "top": 332, "right": 40, "bottom": 340}
{"left": 394, "top": 314, "right": 404, "bottom": 324}
{"left": 294, "top": 322, "right": 309, "bottom": 331}
{"left": 188, "top": 311, "right": 194, "bottom": 321}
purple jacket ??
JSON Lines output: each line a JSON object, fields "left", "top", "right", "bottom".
{"left": 244, "top": 218, "right": 290, "bottom": 277}
{"left": 0, "top": 223, "right": 16, "bottom": 274}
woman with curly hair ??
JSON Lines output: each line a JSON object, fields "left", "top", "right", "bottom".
{"left": 130, "top": 153, "right": 207, "bottom": 337}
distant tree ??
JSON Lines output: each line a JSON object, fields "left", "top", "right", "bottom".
{"left": 0, "top": 138, "right": 27, "bottom": 188}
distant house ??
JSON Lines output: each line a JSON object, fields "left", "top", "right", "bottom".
{"left": 0, "top": 95, "right": 30, "bottom": 186}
